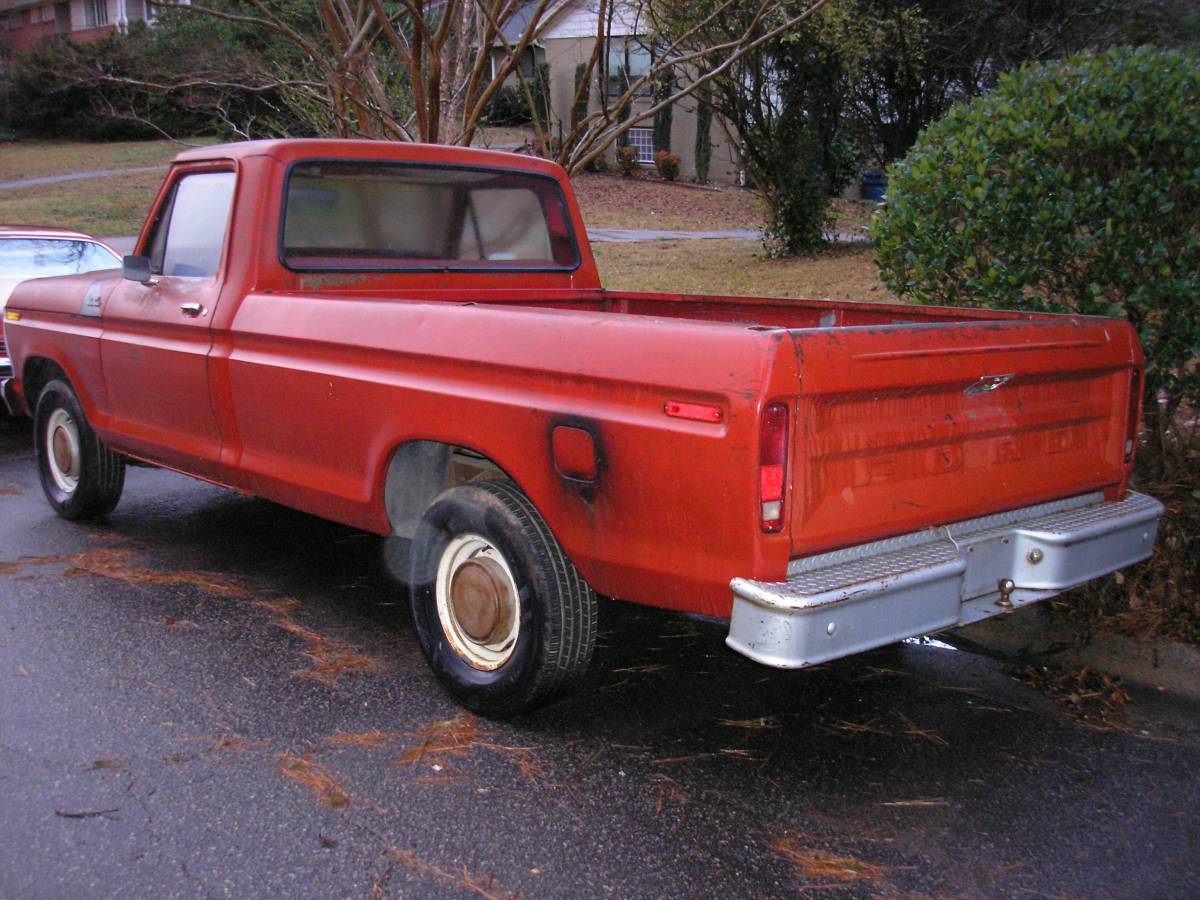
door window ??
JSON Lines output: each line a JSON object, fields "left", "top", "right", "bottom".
{"left": 150, "top": 171, "right": 235, "bottom": 278}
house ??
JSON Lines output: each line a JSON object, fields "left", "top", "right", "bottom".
{"left": 494, "top": 0, "right": 745, "bottom": 185}
{"left": 0, "top": 0, "right": 177, "bottom": 54}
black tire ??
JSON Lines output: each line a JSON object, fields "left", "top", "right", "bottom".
{"left": 409, "top": 479, "right": 597, "bottom": 717}
{"left": 34, "top": 379, "right": 125, "bottom": 520}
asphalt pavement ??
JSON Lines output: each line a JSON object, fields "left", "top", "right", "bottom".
{"left": 1, "top": 417, "right": 1197, "bottom": 898}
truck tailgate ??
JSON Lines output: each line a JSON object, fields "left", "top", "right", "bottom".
{"left": 788, "top": 317, "right": 1138, "bottom": 556}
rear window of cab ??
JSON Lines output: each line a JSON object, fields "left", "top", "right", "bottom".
{"left": 280, "top": 161, "right": 579, "bottom": 272}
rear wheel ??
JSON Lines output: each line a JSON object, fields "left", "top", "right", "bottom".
{"left": 34, "top": 379, "right": 124, "bottom": 520}
{"left": 409, "top": 479, "right": 597, "bottom": 717}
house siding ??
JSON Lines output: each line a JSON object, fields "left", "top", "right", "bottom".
{"left": 539, "top": 33, "right": 743, "bottom": 185}
{"left": 1, "top": 0, "right": 152, "bottom": 55}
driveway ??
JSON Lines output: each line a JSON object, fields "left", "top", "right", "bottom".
{"left": 0, "top": 419, "right": 1196, "bottom": 897}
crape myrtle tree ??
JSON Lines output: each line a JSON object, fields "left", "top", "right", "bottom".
{"left": 23, "top": 0, "right": 831, "bottom": 175}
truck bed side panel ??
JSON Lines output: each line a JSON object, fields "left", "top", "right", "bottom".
{"left": 222, "top": 295, "right": 793, "bottom": 617}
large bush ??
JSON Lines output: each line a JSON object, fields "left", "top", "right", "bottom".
{"left": 873, "top": 45, "right": 1200, "bottom": 641}
{"left": 874, "top": 46, "right": 1198, "bottom": 457}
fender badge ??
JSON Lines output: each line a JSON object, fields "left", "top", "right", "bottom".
{"left": 965, "top": 373, "right": 1015, "bottom": 395}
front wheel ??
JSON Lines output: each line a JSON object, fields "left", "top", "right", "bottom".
{"left": 409, "top": 480, "right": 597, "bottom": 717}
{"left": 34, "top": 379, "right": 125, "bottom": 520}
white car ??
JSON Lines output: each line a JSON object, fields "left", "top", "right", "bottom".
{"left": 0, "top": 226, "right": 123, "bottom": 386}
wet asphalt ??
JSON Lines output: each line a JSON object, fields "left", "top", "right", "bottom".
{"left": 0, "top": 417, "right": 1197, "bottom": 899}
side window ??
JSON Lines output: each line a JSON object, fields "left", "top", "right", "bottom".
{"left": 151, "top": 172, "right": 236, "bottom": 278}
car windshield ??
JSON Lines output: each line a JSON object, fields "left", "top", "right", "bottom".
{"left": 282, "top": 161, "right": 579, "bottom": 271}
{"left": 0, "top": 238, "right": 121, "bottom": 279}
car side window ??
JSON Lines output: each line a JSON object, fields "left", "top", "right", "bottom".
{"left": 152, "top": 172, "right": 236, "bottom": 278}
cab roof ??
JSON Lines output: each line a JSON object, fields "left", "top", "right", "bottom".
{"left": 172, "top": 138, "right": 566, "bottom": 179}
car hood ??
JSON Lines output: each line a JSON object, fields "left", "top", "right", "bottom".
{"left": 0, "top": 276, "right": 25, "bottom": 309}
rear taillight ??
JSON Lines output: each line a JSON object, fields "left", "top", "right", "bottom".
{"left": 1124, "top": 367, "right": 1142, "bottom": 463}
{"left": 759, "top": 402, "right": 789, "bottom": 533}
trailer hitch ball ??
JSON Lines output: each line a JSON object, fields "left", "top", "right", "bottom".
{"left": 996, "top": 578, "right": 1016, "bottom": 610}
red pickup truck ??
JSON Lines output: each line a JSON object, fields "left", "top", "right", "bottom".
{"left": 1, "top": 139, "right": 1162, "bottom": 715}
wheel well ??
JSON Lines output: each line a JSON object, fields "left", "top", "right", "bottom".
{"left": 22, "top": 357, "right": 69, "bottom": 412}
{"left": 384, "top": 440, "right": 506, "bottom": 538}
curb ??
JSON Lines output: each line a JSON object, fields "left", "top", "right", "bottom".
{"left": 955, "top": 606, "right": 1200, "bottom": 703}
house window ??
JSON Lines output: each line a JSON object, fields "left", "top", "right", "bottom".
{"left": 84, "top": 0, "right": 109, "bottom": 26}
{"left": 626, "top": 127, "right": 654, "bottom": 164}
{"left": 606, "top": 36, "right": 653, "bottom": 96}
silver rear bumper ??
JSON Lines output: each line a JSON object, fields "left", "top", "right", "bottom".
{"left": 727, "top": 491, "right": 1163, "bottom": 669}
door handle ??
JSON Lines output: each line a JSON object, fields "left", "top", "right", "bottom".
{"left": 180, "top": 302, "right": 204, "bottom": 317}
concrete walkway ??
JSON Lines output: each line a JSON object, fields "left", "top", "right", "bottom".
{"left": 0, "top": 165, "right": 168, "bottom": 192}
{"left": 589, "top": 227, "right": 762, "bottom": 243}
{"left": 589, "top": 227, "right": 869, "bottom": 244}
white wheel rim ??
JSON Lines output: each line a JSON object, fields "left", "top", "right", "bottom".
{"left": 46, "top": 407, "right": 82, "bottom": 494}
{"left": 435, "top": 533, "right": 521, "bottom": 671}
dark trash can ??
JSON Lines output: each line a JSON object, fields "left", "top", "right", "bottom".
{"left": 861, "top": 169, "right": 887, "bottom": 201}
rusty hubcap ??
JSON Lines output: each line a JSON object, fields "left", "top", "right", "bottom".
{"left": 450, "top": 557, "right": 515, "bottom": 642}
{"left": 45, "top": 407, "right": 81, "bottom": 494}
{"left": 435, "top": 533, "right": 521, "bottom": 670}
{"left": 52, "top": 427, "right": 74, "bottom": 474}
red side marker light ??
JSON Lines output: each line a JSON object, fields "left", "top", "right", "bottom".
{"left": 664, "top": 400, "right": 723, "bottom": 423}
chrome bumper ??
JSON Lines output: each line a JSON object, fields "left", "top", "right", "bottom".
{"left": 727, "top": 491, "right": 1163, "bottom": 669}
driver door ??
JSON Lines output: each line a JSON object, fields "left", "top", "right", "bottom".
{"left": 100, "top": 167, "right": 235, "bottom": 479}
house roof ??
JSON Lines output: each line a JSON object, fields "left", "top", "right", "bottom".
{"left": 494, "top": 0, "right": 586, "bottom": 45}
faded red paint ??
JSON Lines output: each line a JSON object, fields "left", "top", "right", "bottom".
{"left": 2, "top": 139, "right": 1143, "bottom": 619}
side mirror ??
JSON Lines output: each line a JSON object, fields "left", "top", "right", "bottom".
{"left": 122, "top": 255, "right": 156, "bottom": 285}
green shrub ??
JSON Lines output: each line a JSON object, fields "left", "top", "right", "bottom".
{"left": 873, "top": 45, "right": 1200, "bottom": 643}
{"left": 873, "top": 46, "right": 1200, "bottom": 457}
{"left": 654, "top": 150, "right": 681, "bottom": 182}
{"left": 483, "top": 84, "right": 533, "bottom": 126}
{"left": 615, "top": 145, "right": 639, "bottom": 177}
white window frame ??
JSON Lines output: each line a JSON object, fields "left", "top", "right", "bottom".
{"left": 626, "top": 127, "right": 654, "bottom": 165}
{"left": 85, "top": 0, "right": 109, "bottom": 27}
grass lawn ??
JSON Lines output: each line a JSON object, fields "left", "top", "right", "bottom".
{"left": 0, "top": 169, "right": 165, "bottom": 236}
{"left": 593, "top": 239, "right": 892, "bottom": 302}
{"left": 0, "top": 138, "right": 207, "bottom": 182}
{"left": 572, "top": 172, "right": 764, "bottom": 231}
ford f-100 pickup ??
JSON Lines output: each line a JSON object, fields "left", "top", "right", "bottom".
{"left": 1, "top": 139, "right": 1163, "bottom": 715}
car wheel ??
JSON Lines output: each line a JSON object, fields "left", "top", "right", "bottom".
{"left": 409, "top": 479, "right": 597, "bottom": 716}
{"left": 34, "top": 379, "right": 125, "bottom": 520}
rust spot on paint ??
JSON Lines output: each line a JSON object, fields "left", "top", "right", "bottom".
{"left": 0, "top": 486, "right": 20, "bottom": 496}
